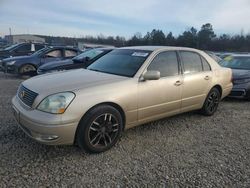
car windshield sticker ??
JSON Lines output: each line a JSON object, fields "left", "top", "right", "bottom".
{"left": 224, "top": 56, "right": 233, "bottom": 61}
{"left": 132, "top": 52, "right": 149, "bottom": 57}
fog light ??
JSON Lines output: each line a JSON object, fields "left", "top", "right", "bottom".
{"left": 40, "top": 135, "right": 59, "bottom": 141}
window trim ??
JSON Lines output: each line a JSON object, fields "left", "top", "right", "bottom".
{"left": 145, "top": 50, "right": 181, "bottom": 78}
{"left": 64, "top": 49, "right": 78, "bottom": 58}
{"left": 200, "top": 55, "right": 212, "bottom": 72}
{"left": 178, "top": 50, "right": 211, "bottom": 75}
{"left": 44, "top": 49, "right": 63, "bottom": 58}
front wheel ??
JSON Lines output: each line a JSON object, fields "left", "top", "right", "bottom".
{"left": 200, "top": 87, "right": 221, "bottom": 116}
{"left": 19, "top": 64, "right": 36, "bottom": 76}
{"left": 76, "top": 105, "right": 123, "bottom": 153}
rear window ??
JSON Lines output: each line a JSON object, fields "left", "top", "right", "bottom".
{"left": 35, "top": 44, "right": 45, "bottom": 51}
{"left": 74, "top": 49, "right": 105, "bottom": 61}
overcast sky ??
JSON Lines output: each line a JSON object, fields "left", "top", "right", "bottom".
{"left": 0, "top": 0, "right": 250, "bottom": 38}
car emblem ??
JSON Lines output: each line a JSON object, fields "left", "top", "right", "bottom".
{"left": 20, "top": 91, "right": 26, "bottom": 98}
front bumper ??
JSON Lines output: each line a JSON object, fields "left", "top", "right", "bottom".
{"left": 11, "top": 96, "right": 78, "bottom": 145}
{"left": 0, "top": 63, "right": 18, "bottom": 74}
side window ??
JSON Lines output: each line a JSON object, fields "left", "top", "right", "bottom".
{"left": 45, "top": 50, "right": 62, "bottom": 58}
{"left": 147, "top": 51, "right": 179, "bottom": 77}
{"left": 35, "top": 44, "right": 45, "bottom": 51}
{"left": 65, "top": 50, "right": 77, "bottom": 58}
{"left": 201, "top": 56, "right": 211, "bottom": 71}
{"left": 180, "top": 51, "right": 203, "bottom": 74}
{"left": 16, "top": 44, "right": 31, "bottom": 52}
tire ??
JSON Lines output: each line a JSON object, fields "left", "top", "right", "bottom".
{"left": 19, "top": 64, "right": 36, "bottom": 76}
{"left": 76, "top": 105, "right": 123, "bottom": 153}
{"left": 200, "top": 87, "right": 221, "bottom": 116}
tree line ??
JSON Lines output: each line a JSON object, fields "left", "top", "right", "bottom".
{"left": 37, "top": 23, "right": 250, "bottom": 52}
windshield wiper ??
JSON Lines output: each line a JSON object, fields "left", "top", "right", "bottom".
{"left": 88, "top": 68, "right": 102, "bottom": 73}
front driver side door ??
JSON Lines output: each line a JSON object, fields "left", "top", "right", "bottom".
{"left": 138, "top": 51, "right": 183, "bottom": 122}
{"left": 40, "top": 49, "right": 63, "bottom": 65}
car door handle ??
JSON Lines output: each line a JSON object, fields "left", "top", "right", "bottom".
{"left": 204, "top": 76, "right": 210, "bottom": 80}
{"left": 174, "top": 80, "right": 182, "bottom": 86}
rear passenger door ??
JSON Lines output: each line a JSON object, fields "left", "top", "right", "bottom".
{"left": 179, "top": 51, "right": 213, "bottom": 112}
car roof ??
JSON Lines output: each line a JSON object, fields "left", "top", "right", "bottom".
{"left": 119, "top": 46, "right": 200, "bottom": 52}
{"left": 94, "top": 47, "right": 115, "bottom": 51}
{"left": 227, "top": 54, "right": 250, "bottom": 58}
{"left": 47, "top": 46, "right": 79, "bottom": 50}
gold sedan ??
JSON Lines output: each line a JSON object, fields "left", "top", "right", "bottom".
{"left": 12, "top": 46, "right": 233, "bottom": 153}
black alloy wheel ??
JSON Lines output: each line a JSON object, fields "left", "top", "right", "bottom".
{"left": 201, "top": 87, "right": 221, "bottom": 116}
{"left": 76, "top": 105, "right": 123, "bottom": 153}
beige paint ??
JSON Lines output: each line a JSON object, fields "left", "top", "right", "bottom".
{"left": 12, "top": 46, "right": 233, "bottom": 145}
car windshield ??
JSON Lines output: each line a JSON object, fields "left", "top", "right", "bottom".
{"left": 88, "top": 49, "right": 151, "bottom": 77}
{"left": 73, "top": 49, "right": 105, "bottom": 61}
{"left": 219, "top": 56, "right": 250, "bottom": 70}
{"left": 4, "top": 43, "right": 20, "bottom": 51}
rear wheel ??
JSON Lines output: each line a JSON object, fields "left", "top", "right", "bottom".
{"left": 200, "top": 87, "right": 221, "bottom": 116}
{"left": 76, "top": 105, "right": 123, "bottom": 153}
{"left": 19, "top": 64, "right": 36, "bottom": 76}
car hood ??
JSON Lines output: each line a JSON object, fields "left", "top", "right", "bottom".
{"left": 22, "top": 69, "right": 127, "bottom": 95}
{"left": 39, "top": 59, "right": 73, "bottom": 70}
{"left": 2, "top": 55, "right": 32, "bottom": 62}
{"left": 0, "top": 51, "right": 11, "bottom": 59}
{"left": 0, "top": 50, "right": 9, "bottom": 55}
{"left": 232, "top": 69, "right": 250, "bottom": 79}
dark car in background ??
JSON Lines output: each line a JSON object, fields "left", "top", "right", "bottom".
{"left": 0, "top": 42, "right": 46, "bottom": 60}
{"left": 219, "top": 54, "right": 250, "bottom": 99}
{"left": 0, "top": 46, "right": 80, "bottom": 75}
{"left": 37, "top": 48, "right": 114, "bottom": 74}
{"left": 205, "top": 51, "right": 222, "bottom": 62}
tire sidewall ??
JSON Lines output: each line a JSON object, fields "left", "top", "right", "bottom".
{"left": 202, "top": 88, "right": 221, "bottom": 116}
{"left": 76, "top": 105, "right": 123, "bottom": 153}
{"left": 19, "top": 64, "right": 36, "bottom": 75}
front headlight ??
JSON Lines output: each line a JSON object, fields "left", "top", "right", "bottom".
{"left": 6, "top": 61, "right": 16, "bottom": 65}
{"left": 234, "top": 78, "right": 250, "bottom": 84}
{"left": 37, "top": 92, "right": 75, "bottom": 114}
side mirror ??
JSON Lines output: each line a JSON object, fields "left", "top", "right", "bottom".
{"left": 84, "top": 56, "right": 90, "bottom": 62}
{"left": 142, "top": 71, "right": 160, "bottom": 81}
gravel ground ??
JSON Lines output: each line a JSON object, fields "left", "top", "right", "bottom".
{"left": 0, "top": 72, "right": 250, "bottom": 187}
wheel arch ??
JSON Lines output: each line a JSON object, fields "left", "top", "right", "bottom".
{"left": 74, "top": 101, "right": 126, "bottom": 144}
{"left": 18, "top": 63, "right": 37, "bottom": 73}
{"left": 212, "top": 84, "right": 222, "bottom": 98}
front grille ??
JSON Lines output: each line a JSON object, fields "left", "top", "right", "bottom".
{"left": 2, "top": 61, "right": 6, "bottom": 67}
{"left": 18, "top": 85, "right": 38, "bottom": 107}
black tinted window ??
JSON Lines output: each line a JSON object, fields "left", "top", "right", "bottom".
{"left": 201, "top": 57, "right": 211, "bottom": 71}
{"left": 88, "top": 49, "right": 151, "bottom": 77}
{"left": 35, "top": 44, "right": 45, "bottom": 51}
{"left": 180, "top": 51, "right": 202, "bottom": 74}
{"left": 148, "top": 51, "right": 179, "bottom": 77}
{"left": 16, "top": 44, "right": 31, "bottom": 52}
